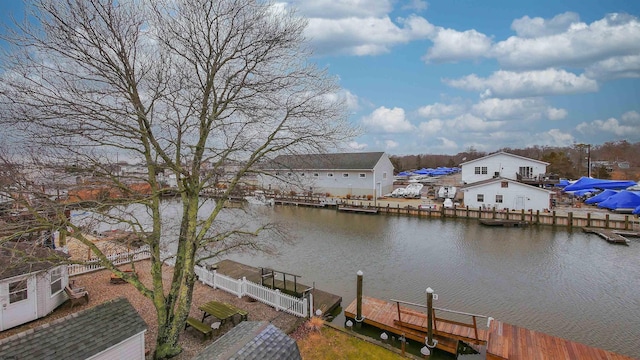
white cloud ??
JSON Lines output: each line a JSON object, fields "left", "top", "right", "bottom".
{"left": 547, "top": 107, "right": 568, "bottom": 121}
{"left": 305, "top": 15, "right": 434, "bottom": 56}
{"left": 361, "top": 106, "right": 414, "bottom": 133}
{"left": 445, "top": 69, "right": 598, "bottom": 98}
{"left": 493, "top": 13, "right": 640, "bottom": 69}
{"left": 418, "top": 118, "right": 444, "bottom": 135}
{"left": 402, "top": 0, "right": 428, "bottom": 12}
{"left": 621, "top": 110, "right": 640, "bottom": 123}
{"left": 450, "top": 113, "right": 505, "bottom": 132}
{"left": 348, "top": 141, "right": 368, "bottom": 150}
{"left": 384, "top": 139, "right": 399, "bottom": 149}
{"left": 576, "top": 115, "right": 640, "bottom": 137}
{"left": 540, "top": 129, "right": 575, "bottom": 146}
{"left": 585, "top": 55, "right": 640, "bottom": 80}
{"left": 511, "top": 12, "right": 580, "bottom": 38}
{"left": 436, "top": 137, "right": 457, "bottom": 150}
{"left": 471, "top": 98, "right": 567, "bottom": 121}
{"left": 285, "top": 0, "right": 393, "bottom": 18}
{"left": 423, "top": 28, "right": 492, "bottom": 62}
{"left": 417, "top": 102, "right": 465, "bottom": 118}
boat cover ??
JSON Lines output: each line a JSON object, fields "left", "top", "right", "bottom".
{"left": 597, "top": 191, "right": 640, "bottom": 210}
{"left": 563, "top": 177, "right": 637, "bottom": 191}
{"left": 584, "top": 189, "right": 618, "bottom": 205}
{"left": 633, "top": 205, "right": 640, "bottom": 215}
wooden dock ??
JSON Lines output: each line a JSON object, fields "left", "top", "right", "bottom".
{"left": 344, "top": 296, "right": 487, "bottom": 355}
{"left": 583, "top": 227, "right": 630, "bottom": 245}
{"left": 486, "top": 319, "right": 636, "bottom": 360}
{"left": 211, "top": 259, "right": 342, "bottom": 316}
{"left": 479, "top": 219, "right": 529, "bottom": 227}
{"left": 274, "top": 199, "right": 327, "bottom": 207}
{"left": 338, "top": 206, "right": 379, "bottom": 214}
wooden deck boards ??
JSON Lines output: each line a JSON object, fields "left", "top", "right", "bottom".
{"left": 344, "top": 296, "right": 485, "bottom": 355}
{"left": 583, "top": 227, "right": 630, "bottom": 245}
{"left": 486, "top": 320, "right": 636, "bottom": 360}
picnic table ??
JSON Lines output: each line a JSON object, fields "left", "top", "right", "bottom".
{"left": 199, "top": 301, "right": 248, "bottom": 326}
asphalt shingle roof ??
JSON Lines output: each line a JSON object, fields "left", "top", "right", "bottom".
{"left": 0, "top": 242, "right": 70, "bottom": 280}
{"left": 264, "top": 152, "right": 385, "bottom": 171}
{"left": 0, "top": 297, "right": 147, "bottom": 360}
{"left": 192, "top": 321, "right": 301, "bottom": 360}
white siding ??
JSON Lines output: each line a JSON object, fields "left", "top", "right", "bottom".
{"left": 463, "top": 181, "right": 552, "bottom": 211}
{"left": 88, "top": 332, "right": 146, "bottom": 360}
{"left": 36, "top": 266, "right": 69, "bottom": 318}
{"left": 461, "top": 153, "right": 547, "bottom": 184}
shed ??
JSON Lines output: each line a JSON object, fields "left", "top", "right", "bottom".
{"left": 258, "top": 152, "right": 394, "bottom": 198}
{"left": 192, "top": 321, "right": 301, "bottom": 360}
{"left": 0, "top": 242, "right": 71, "bottom": 331}
{"left": 0, "top": 297, "right": 147, "bottom": 360}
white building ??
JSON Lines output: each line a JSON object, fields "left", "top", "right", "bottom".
{"left": 460, "top": 152, "right": 549, "bottom": 185}
{"left": 460, "top": 152, "right": 554, "bottom": 211}
{"left": 462, "top": 178, "right": 554, "bottom": 211}
{"left": 258, "top": 152, "right": 394, "bottom": 198}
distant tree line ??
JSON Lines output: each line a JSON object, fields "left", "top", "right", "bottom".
{"left": 389, "top": 140, "right": 640, "bottom": 180}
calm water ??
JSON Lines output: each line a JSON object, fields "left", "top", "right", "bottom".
{"left": 225, "top": 205, "right": 640, "bottom": 358}
{"left": 78, "top": 201, "right": 640, "bottom": 358}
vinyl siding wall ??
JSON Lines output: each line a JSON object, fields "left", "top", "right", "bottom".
{"left": 463, "top": 181, "right": 552, "bottom": 211}
{"left": 461, "top": 154, "right": 547, "bottom": 184}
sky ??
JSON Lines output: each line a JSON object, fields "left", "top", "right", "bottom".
{"left": 2, "top": 1, "right": 640, "bottom": 156}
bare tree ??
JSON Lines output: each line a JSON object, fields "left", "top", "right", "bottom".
{"left": 0, "top": 0, "right": 353, "bottom": 358}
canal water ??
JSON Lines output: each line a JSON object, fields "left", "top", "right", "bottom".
{"left": 78, "top": 201, "right": 639, "bottom": 358}
{"left": 224, "top": 205, "right": 640, "bottom": 359}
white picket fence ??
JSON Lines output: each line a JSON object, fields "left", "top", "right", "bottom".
{"left": 67, "top": 245, "right": 152, "bottom": 276}
{"left": 67, "top": 246, "right": 310, "bottom": 318}
{"left": 194, "top": 265, "right": 310, "bottom": 318}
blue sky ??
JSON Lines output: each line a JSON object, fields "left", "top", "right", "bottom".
{"left": 2, "top": 1, "right": 639, "bottom": 155}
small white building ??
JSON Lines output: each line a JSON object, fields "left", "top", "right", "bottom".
{"left": 0, "top": 297, "right": 147, "bottom": 360}
{"left": 461, "top": 178, "right": 554, "bottom": 211}
{"left": 258, "top": 152, "right": 394, "bottom": 198}
{"left": 0, "top": 242, "right": 71, "bottom": 331}
{"left": 460, "top": 152, "right": 549, "bottom": 185}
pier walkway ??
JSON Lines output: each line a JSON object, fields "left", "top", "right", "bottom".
{"left": 583, "top": 227, "right": 630, "bottom": 245}
{"left": 211, "top": 259, "right": 342, "bottom": 317}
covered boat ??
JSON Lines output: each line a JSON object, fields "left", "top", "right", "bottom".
{"left": 563, "top": 177, "right": 637, "bottom": 191}
{"left": 584, "top": 189, "right": 618, "bottom": 205}
{"left": 597, "top": 191, "right": 640, "bottom": 212}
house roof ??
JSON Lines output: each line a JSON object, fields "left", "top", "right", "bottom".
{"left": 192, "top": 321, "right": 301, "bottom": 360}
{"left": 263, "top": 152, "right": 385, "bottom": 171}
{"left": 0, "top": 242, "right": 70, "bottom": 281}
{"left": 462, "top": 177, "right": 554, "bottom": 194}
{"left": 460, "top": 151, "right": 549, "bottom": 166}
{"left": 0, "top": 297, "right": 147, "bottom": 360}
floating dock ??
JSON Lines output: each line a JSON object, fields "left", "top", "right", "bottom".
{"left": 338, "top": 206, "right": 379, "bottom": 214}
{"left": 583, "top": 227, "right": 630, "bottom": 245}
{"left": 479, "top": 219, "right": 529, "bottom": 227}
{"left": 274, "top": 199, "right": 327, "bottom": 207}
{"left": 344, "top": 296, "right": 486, "bottom": 355}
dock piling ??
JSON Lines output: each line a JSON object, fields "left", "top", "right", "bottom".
{"left": 426, "top": 287, "right": 437, "bottom": 350}
{"left": 356, "top": 270, "right": 364, "bottom": 327}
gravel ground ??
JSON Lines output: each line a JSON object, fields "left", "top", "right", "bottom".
{"left": 0, "top": 260, "right": 304, "bottom": 359}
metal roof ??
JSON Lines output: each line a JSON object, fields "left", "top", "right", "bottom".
{"left": 263, "top": 152, "right": 386, "bottom": 171}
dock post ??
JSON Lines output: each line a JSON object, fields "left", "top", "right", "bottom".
{"left": 425, "top": 287, "right": 437, "bottom": 350}
{"left": 568, "top": 212, "right": 573, "bottom": 230}
{"left": 355, "top": 270, "right": 364, "bottom": 328}
{"left": 587, "top": 212, "right": 591, "bottom": 227}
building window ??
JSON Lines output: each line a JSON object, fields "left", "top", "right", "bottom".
{"left": 313, "top": 173, "right": 319, "bottom": 177}
{"left": 383, "top": 172, "right": 387, "bottom": 179}
{"left": 327, "top": 173, "right": 334, "bottom": 177}
{"left": 51, "top": 267, "right": 62, "bottom": 295}
{"left": 481, "top": 167, "right": 487, "bottom": 174}
{"left": 475, "top": 166, "right": 480, "bottom": 174}
{"left": 343, "top": 173, "right": 349, "bottom": 178}
{"left": 359, "top": 173, "right": 366, "bottom": 178}
{"left": 519, "top": 166, "right": 533, "bottom": 178}
{"left": 9, "top": 279, "right": 28, "bottom": 304}
{"left": 477, "top": 194, "right": 484, "bottom": 202}
{"left": 501, "top": 181, "right": 508, "bottom": 188}
{"left": 496, "top": 195, "right": 503, "bottom": 203}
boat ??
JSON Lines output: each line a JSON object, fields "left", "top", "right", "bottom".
{"left": 403, "top": 183, "right": 423, "bottom": 198}
{"left": 390, "top": 188, "right": 406, "bottom": 198}
{"left": 245, "top": 191, "right": 274, "bottom": 206}
{"left": 437, "top": 186, "right": 457, "bottom": 199}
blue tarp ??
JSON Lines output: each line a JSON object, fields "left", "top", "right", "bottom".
{"left": 597, "top": 191, "right": 640, "bottom": 210}
{"left": 570, "top": 188, "right": 597, "bottom": 197}
{"left": 555, "top": 179, "right": 570, "bottom": 188}
{"left": 563, "top": 177, "right": 637, "bottom": 191}
{"left": 584, "top": 189, "right": 618, "bottom": 205}
{"left": 397, "top": 171, "right": 413, "bottom": 176}
{"left": 633, "top": 205, "right": 640, "bottom": 215}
